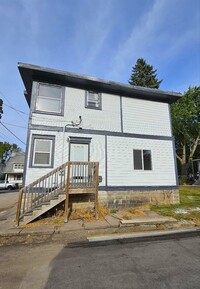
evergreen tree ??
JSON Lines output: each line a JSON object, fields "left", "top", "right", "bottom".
{"left": 129, "top": 58, "right": 162, "bottom": 89}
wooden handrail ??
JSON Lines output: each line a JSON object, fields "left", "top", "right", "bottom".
{"left": 16, "top": 161, "right": 99, "bottom": 225}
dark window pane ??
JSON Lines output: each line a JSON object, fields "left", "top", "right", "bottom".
{"left": 143, "top": 150, "right": 152, "bottom": 170}
{"left": 133, "top": 150, "right": 142, "bottom": 170}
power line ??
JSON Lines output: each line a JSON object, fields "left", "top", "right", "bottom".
{"left": 0, "top": 131, "right": 14, "bottom": 142}
{"left": 1, "top": 121, "right": 27, "bottom": 129}
{"left": 0, "top": 134, "right": 7, "bottom": 142}
{"left": 0, "top": 89, "right": 27, "bottom": 122}
{"left": 0, "top": 121, "right": 26, "bottom": 145}
{"left": 3, "top": 103, "right": 28, "bottom": 115}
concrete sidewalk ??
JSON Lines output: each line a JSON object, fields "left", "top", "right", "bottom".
{"left": 0, "top": 205, "right": 198, "bottom": 246}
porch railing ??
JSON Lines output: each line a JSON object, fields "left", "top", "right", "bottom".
{"left": 16, "top": 161, "right": 99, "bottom": 226}
{"left": 65, "top": 161, "right": 99, "bottom": 222}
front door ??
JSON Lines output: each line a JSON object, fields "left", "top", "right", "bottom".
{"left": 70, "top": 143, "right": 89, "bottom": 162}
{"left": 69, "top": 143, "right": 89, "bottom": 184}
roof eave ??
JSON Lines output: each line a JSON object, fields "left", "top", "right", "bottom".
{"left": 18, "top": 63, "right": 182, "bottom": 106}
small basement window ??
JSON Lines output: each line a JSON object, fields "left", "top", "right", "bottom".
{"left": 85, "top": 91, "right": 102, "bottom": 110}
{"left": 133, "top": 149, "right": 152, "bottom": 170}
{"left": 35, "top": 83, "right": 64, "bottom": 115}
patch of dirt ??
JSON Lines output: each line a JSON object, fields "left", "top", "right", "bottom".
{"left": 115, "top": 205, "right": 150, "bottom": 220}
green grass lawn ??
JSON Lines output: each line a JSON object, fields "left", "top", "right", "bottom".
{"left": 151, "top": 186, "right": 200, "bottom": 225}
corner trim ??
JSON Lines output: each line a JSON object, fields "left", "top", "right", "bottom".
{"left": 120, "top": 96, "right": 123, "bottom": 133}
{"left": 105, "top": 135, "right": 108, "bottom": 187}
{"left": 172, "top": 138, "right": 179, "bottom": 186}
{"left": 168, "top": 104, "right": 173, "bottom": 137}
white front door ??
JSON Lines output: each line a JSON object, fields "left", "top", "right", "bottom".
{"left": 69, "top": 143, "right": 89, "bottom": 182}
{"left": 70, "top": 143, "right": 89, "bottom": 161}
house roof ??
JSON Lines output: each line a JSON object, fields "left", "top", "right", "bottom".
{"left": 3, "top": 152, "right": 25, "bottom": 174}
{"left": 18, "top": 63, "right": 182, "bottom": 106}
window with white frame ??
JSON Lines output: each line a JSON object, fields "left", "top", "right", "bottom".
{"left": 31, "top": 136, "right": 55, "bottom": 167}
{"left": 133, "top": 149, "right": 152, "bottom": 170}
{"left": 13, "top": 164, "right": 24, "bottom": 170}
{"left": 35, "top": 83, "right": 63, "bottom": 114}
{"left": 85, "top": 91, "right": 101, "bottom": 109}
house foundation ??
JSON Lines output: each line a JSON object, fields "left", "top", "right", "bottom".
{"left": 99, "top": 189, "right": 180, "bottom": 208}
{"left": 68, "top": 189, "right": 180, "bottom": 210}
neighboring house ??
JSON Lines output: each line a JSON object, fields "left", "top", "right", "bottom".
{"left": 3, "top": 152, "right": 25, "bottom": 186}
{"left": 18, "top": 63, "right": 181, "bottom": 208}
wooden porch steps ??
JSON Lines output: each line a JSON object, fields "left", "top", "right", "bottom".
{"left": 22, "top": 194, "right": 66, "bottom": 225}
{"left": 16, "top": 161, "right": 99, "bottom": 226}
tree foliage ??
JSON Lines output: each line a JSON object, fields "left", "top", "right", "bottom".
{"left": 129, "top": 58, "right": 162, "bottom": 89}
{"left": 0, "top": 142, "right": 22, "bottom": 163}
{"left": 171, "top": 86, "right": 200, "bottom": 180}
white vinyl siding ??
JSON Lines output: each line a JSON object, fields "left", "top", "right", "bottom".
{"left": 107, "top": 136, "right": 176, "bottom": 186}
{"left": 31, "top": 86, "right": 121, "bottom": 132}
{"left": 35, "top": 83, "right": 63, "bottom": 114}
{"left": 25, "top": 131, "right": 106, "bottom": 186}
{"left": 122, "top": 97, "right": 171, "bottom": 136}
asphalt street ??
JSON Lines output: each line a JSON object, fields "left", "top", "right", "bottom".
{"left": 0, "top": 190, "right": 19, "bottom": 214}
{"left": 0, "top": 236, "right": 199, "bottom": 289}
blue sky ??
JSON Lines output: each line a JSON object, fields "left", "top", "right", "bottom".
{"left": 0, "top": 0, "right": 199, "bottom": 151}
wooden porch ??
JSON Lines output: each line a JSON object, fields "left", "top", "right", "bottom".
{"left": 16, "top": 161, "right": 99, "bottom": 226}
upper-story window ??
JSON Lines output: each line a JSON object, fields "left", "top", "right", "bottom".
{"left": 85, "top": 91, "right": 102, "bottom": 110}
{"left": 35, "top": 83, "right": 64, "bottom": 115}
{"left": 13, "top": 164, "right": 24, "bottom": 170}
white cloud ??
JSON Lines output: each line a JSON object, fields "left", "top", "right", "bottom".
{"left": 105, "top": 0, "right": 200, "bottom": 82}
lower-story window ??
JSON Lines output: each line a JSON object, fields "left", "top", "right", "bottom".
{"left": 30, "top": 135, "right": 55, "bottom": 168}
{"left": 133, "top": 149, "right": 152, "bottom": 170}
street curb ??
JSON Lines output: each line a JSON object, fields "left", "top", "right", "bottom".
{"left": 0, "top": 225, "right": 200, "bottom": 247}
{"left": 87, "top": 228, "right": 200, "bottom": 242}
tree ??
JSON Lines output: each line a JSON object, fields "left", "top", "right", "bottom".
{"left": 171, "top": 86, "right": 200, "bottom": 181}
{"left": 129, "top": 58, "right": 162, "bottom": 89}
{"left": 0, "top": 142, "right": 22, "bottom": 163}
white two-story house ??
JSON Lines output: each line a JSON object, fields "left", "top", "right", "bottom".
{"left": 18, "top": 63, "right": 181, "bottom": 209}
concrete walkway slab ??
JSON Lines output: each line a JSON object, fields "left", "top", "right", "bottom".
{"left": 120, "top": 216, "right": 177, "bottom": 226}
{"left": 21, "top": 225, "right": 55, "bottom": 234}
{"left": 84, "top": 220, "right": 110, "bottom": 230}
{"left": 55, "top": 220, "right": 84, "bottom": 232}
{"left": 105, "top": 215, "right": 120, "bottom": 227}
